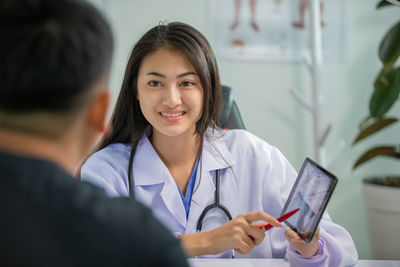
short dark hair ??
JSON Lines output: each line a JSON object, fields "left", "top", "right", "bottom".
{"left": 0, "top": 0, "right": 113, "bottom": 112}
{"left": 101, "top": 22, "right": 221, "bottom": 149}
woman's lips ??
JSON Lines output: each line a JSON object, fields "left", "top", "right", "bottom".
{"left": 160, "top": 111, "right": 185, "bottom": 122}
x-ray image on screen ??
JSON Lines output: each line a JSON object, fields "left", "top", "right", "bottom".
{"left": 281, "top": 158, "right": 337, "bottom": 242}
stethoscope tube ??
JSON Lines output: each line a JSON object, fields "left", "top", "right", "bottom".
{"left": 196, "top": 169, "right": 232, "bottom": 232}
{"left": 196, "top": 169, "right": 235, "bottom": 259}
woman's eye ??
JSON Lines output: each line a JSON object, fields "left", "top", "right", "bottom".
{"left": 181, "top": 81, "right": 195, "bottom": 87}
{"left": 148, "top": 81, "right": 162, "bottom": 87}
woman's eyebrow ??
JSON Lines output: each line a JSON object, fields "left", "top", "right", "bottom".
{"left": 146, "top": 71, "right": 197, "bottom": 78}
{"left": 176, "top": 71, "right": 197, "bottom": 78}
{"left": 146, "top": 72, "right": 165, "bottom": 78}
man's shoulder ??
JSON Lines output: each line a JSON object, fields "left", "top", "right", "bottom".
{"left": 65, "top": 178, "right": 188, "bottom": 266}
{"left": 0, "top": 153, "right": 187, "bottom": 266}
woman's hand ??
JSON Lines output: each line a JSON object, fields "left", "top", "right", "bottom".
{"left": 206, "top": 211, "right": 283, "bottom": 255}
{"left": 285, "top": 226, "right": 320, "bottom": 257}
{"left": 179, "top": 211, "right": 282, "bottom": 257}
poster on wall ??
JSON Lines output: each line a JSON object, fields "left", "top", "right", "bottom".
{"left": 209, "top": 0, "right": 346, "bottom": 62}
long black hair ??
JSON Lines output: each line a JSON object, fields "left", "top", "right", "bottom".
{"left": 99, "top": 22, "right": 222, "bottom": 193}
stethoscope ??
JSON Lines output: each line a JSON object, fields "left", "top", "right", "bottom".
{"left": 195, "top": 169, "right": 232, "bottom": 232}
{"left": 128, "top": 153, "right": 235, "bottom": 258}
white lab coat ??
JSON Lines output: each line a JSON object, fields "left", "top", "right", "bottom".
{"left": 81, "top": 128, "right": 358, "bottom": 266}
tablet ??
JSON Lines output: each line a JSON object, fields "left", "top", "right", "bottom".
{"left": 281, "top": 157, "right": 338, "bottom": 242}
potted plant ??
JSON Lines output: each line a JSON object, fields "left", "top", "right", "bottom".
{"left": 352, "top": 0, "right": 400, "bottom": 260}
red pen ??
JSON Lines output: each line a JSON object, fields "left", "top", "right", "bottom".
{"left": 262, "top": 208, "right": 300, "bottom": 232}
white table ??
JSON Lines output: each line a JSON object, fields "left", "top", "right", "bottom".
{"left": 188, "top": 258, "right": 400, "bottom": 267}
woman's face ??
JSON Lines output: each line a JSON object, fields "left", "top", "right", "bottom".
{"left": 137, "top": 48, "right": 204, "bottom": 139}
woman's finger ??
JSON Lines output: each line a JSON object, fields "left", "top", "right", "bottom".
{"left": 243, "top": 211, "right": 282, "bottom": 227}
{"left": 241, "top": 230, "right": 256, "bottom": 249}
{"left": 236, "top": 239, "right": 253, "bottom": 255}
{"left": 285, "top": 227, "right": 302, "bottom": 242}
{"left": 244, "top": 224, "right": 266, "bottom": 245}
{"left": 314, "top": 226, "right": 320, "bottom": 240}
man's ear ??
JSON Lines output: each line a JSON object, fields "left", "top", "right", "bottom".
{"left": 87, "top": 90, "right": 110, "bottom": 133}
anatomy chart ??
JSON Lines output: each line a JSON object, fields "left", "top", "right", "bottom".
{"left": 209, "top": 0, "right": 345, "bottom": 62}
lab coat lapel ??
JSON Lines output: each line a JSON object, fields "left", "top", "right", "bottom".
{"left": 159, "top": 175, "right": 187, "bottom": 228}
{"left": 133, "top": 136, "right": 187, "bottom": 229}
{"left": 187, "top": 131, "right": 235, "bottom": 233}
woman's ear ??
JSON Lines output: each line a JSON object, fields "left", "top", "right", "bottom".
{"left": 87, "top": 90, "right": 110, "bottom": 133}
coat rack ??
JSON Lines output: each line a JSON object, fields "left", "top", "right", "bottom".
{"left": 290, "top": 0, "right": 344, "bottom": 167}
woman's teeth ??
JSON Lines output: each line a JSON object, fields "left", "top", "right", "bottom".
{"left": 161, "top": 112, "right": 184, "bottom": 117}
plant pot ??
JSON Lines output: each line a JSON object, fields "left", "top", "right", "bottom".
{"left": 362, "top": 177, "right": 400, "bottom": 260}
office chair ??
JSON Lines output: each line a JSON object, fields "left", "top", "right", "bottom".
{"left": 219, "top": 85, "right": 246, "bottom": 130}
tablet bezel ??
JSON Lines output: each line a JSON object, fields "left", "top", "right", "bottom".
{"left": 280, "top": 157, "right": 338, "bottom": 242}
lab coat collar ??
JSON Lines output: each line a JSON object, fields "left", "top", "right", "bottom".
{"left": 133, "top": 132, "right": 187, "bottom": 228}
{"left": 132, "top": 135, "right": 165, "bottom": 186}
{"left": 132, "top": 127, "right": 236, "bottom": 230}
{"left": 201, "top": 128, "right": 235, "bottom": 171}
{"left": 133, "top": 127, "right": 235, "bottom": 185}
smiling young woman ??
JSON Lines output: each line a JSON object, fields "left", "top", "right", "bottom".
{"left": 137, "top": 47, "right": 204, "bottom": 194}
{"left": 80, "top": 22, "right": 357, "bottom": 265}
{"left": 137, "top": 48, "right": 203, "bottom": 140}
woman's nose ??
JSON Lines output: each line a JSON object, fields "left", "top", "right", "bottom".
{"left": 162, "top": 85, "right": 182, "bottom": 107}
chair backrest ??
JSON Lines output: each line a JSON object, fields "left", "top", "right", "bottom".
{"left": 219, "top": 85, "right": 246, "bottom": 130}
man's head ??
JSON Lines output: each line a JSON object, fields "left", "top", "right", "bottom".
{"left": 0, "top": 0, "right": 113, "bottom": 159}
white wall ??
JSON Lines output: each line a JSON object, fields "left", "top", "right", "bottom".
{"left": 104, "top": 0, "right": 400, "bottom": 259}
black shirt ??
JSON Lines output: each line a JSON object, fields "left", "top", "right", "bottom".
{"left": 0, "top": 151, "right": 189, "bottom": 267}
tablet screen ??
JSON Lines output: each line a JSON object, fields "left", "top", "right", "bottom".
{"left": 281, "top": 158, "right": 338, "bottom": 242}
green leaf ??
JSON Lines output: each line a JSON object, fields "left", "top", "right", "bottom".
{"left": 353, "top": 117, "right": 398, "bottom": 145}
{"left": 369, "top": 67, "right": 400, "bottom": 117}
{"left": 376, "top": 0, "right": 395, "bottom": 8}
{"left": 354, "top": 146, "right": 400, "bottom": 169}
{"left": 378, "top": 21, "right": 400, "bottom": 65}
